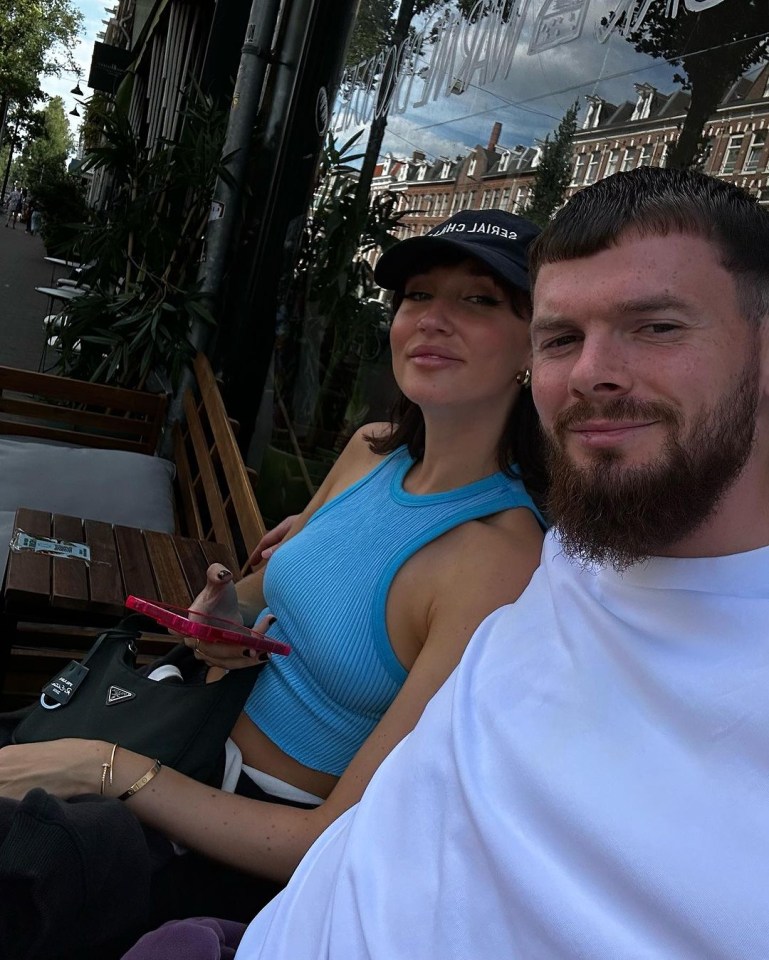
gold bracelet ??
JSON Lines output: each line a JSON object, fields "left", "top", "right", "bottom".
{"left": 99, "top": 742, "right": 119, "bottom": 796}
{"left": 118, "top": 759, "right": 162, "bottom": 801}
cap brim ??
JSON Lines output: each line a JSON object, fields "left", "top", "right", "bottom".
{"left": 374, "top": 234, "right": 530, "bottom": 292}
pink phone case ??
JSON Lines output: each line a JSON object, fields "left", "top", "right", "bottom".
{"left": 125, "top": 596, "right": 291, "bottom": 656}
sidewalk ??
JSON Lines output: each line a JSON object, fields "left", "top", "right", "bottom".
{"left": 0, "top": 220, "right": 56, "bottom": 371}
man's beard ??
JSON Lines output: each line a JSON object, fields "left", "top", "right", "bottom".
{"left": 543, "top": 363, "right": 760, "bottom": 571}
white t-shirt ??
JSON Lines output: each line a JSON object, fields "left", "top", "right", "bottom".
{"left": 237, "top": 532, "right": 769, "bottom": 959}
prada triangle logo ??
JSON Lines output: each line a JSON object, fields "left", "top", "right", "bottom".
{"left": 106, "top": 685, "right": 135, "bottom": 705}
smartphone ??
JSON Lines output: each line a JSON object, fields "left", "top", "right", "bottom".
{"left": 125, "top": 596, "right": 291, "bottom": 656}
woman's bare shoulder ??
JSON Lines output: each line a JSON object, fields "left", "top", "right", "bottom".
{"left": 418, "top": 506, "right": 543, "bottom": 607}
{"left": 314, "top": 422, "right": 395, "bottom": 504}
{"left": 338, "top": 422, "right": 395, "bottom": 469}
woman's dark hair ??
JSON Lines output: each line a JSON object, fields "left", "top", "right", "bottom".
{"left": 366, "top": 248, "right": 548, "bottom": 504}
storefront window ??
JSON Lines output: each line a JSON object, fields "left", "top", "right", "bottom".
{"left": 257, "top": 0, "right": 769, "bottom": 523}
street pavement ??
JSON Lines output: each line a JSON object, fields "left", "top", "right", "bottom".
{"left": 0, "top": 219, "right": 55, "bottom": 371}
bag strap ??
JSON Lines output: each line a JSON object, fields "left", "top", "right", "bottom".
{"left": 81, "top": 615, "right": 150, "bottom": 667}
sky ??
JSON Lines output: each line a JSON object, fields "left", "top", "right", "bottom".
{"left": 336, "top": 0, "right": 681, "bottom": 162}
{"left": 333, "top": 0, "right": 764, "bottom": 163}
{"left": 40, "top": 0, "right": 765, "bottom": 163}
{"left": 40, "top": 0, "right": 106, "bottom": 130}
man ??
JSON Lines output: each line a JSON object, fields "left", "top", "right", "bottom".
{"left": 146, "top": 167, "right": 769, "bottom": 958}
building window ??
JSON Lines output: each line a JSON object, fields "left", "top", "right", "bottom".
{"left": 398, "top": 164, "right": 408, "bottom": 181}
{"left": 481, "top": 191, "right": 492, "bottom": 209}
{"left": 467, "top": 156, "right": 477, "bottom": 177}
{"left": 621, "top": 147, "right": 638, "bottom": 172}
{"left": 743, "top": 131, "right": 767, "bottom": 173}
{"left": 631, "top": 84, "right": 655, "bottom": 121}
{"left": 572, "top": 153, "right": 587, "bottom": 184}
{"left": 585, "top": 151, "right": 601, "bottom": 184}
{"left": 604, "top": 149, "right": 619, "bottom": 177}
{"left": 659, "top": 144, "right": 670, "bottom": 168}
{"left": 499, "top": 152, "right": 510, "bottom": 172}
{"left": 417, "top": 165, "right": 427, "bottom": 181}
{"left": 721, "top": 134, "right": 744, "bottom": 174}
{"left": 501, "top": 188, "right": 511, "bottom": 210}
{"left": 513, "top": 186, "right": 528, "bottom": 212}
{"left": 440, "top": 161, "right": 451, "bottom": 179}
{"left": 639, "top": 143, "right": 654, "bottom": 166}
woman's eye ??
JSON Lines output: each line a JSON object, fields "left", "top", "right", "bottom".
{"left": 403, "top": 291, "right": 430, "bottom": 302}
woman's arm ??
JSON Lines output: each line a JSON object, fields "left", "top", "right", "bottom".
{"left": 0, "top": 508, "right": 541, "bottom": 881}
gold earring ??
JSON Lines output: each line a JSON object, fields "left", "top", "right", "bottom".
{"left": 515, "top": 368, "right": 531, "bottom": 389}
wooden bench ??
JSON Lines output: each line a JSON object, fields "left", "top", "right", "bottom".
{"left": 0, "top": 353, "right": 267, "bottom": 707}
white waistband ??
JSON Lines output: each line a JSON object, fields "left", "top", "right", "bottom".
{"left": 222, "top": 738, "right": 323, "bottom": 806}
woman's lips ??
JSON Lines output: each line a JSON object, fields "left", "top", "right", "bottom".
{"left": 408, "top": 346, "right": 462, "bottom": 367}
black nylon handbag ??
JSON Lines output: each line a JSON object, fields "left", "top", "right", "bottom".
{"left": 11, "top": 616, "right": 263, "bottom": 786}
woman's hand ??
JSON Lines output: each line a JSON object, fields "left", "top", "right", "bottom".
{"left": 189, "top": 563, "right": 242, "bottom": 624}
{"left": 0, "top": 738, "right": 111, "bottom": 800}
{"left": 186, "top": 612, "right": 276, "bottom": 672}
{"left": 247, "top": 515, "right": 298, "bottom": 567}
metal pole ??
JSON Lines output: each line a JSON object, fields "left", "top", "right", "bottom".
{"left": 160, "top": 0, "right": 283, "bottom": 454}
{"left": 216, "top": 0, "right": 362, "bottom": 451}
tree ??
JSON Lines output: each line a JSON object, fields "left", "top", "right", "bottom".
{"left": 524, "top": 101, "right": 578, "bottom": 227}
{"left": 617, "top": 0, "right": 769, "bottom": 168}
{"left": 0, "top": 0, "right": 82, "bottom": 144}
{"left": 346, "top": 0, "right": 397, "bottom": 65}
{"left": 0, "top": 99, "right": 45, "bottom": 199}
{"left": 13, "top": 96, "right": 73, "bottom": 188}
{"left": 352, "top": 0, "right": 510, "bottom": 212}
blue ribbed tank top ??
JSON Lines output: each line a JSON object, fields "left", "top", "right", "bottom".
{"left": 244, "top": 445, "right": 541, "bottom": 776}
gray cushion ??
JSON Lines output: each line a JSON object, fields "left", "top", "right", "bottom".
{"left": 0, "top": 438, "right": 176, "bottom": 579}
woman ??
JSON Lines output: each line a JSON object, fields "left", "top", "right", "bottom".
{"left": 0, "top": 209, "right": 546, "bottom": 953}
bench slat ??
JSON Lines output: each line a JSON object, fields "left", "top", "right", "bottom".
{"left": 143, "top": 530, "right": 193, "bottom": 607}
{"left": 85, "top": 519, "right": 126, "bottom": 615}
{"left": 4, "top": 508, "right": 52, "bottom": 606}
{"left": 51, "top": 514, "right": 89, "bottom": 610}
{"left": 194, "top": 354, "right": 266, "bottom": 560}
{"left": 182, "top": 387, "right": 237, "bottom": 558}
{"left": 172, "top": 419, "right": 205, "bottom": 539}
{"left": 114, "top": 525, "right": 158, "bottom": 602}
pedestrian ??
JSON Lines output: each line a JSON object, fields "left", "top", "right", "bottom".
{"left": 29, "top": 204, "right": 42, "bottom": 236}
{"left": 4, "top": 184, "right": 22, "bottom": 228}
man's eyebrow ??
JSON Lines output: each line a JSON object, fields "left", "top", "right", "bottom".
{"left": 532, "top": 294, "right": 692, "bottom": 331}
{"left": 614, "top": 294, "right": 691, "bottom": 314}
{"left": 530, "top": 315, "right": 573, "bottom": 334}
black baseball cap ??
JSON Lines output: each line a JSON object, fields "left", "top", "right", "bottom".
{"left": 374, "top": 209, "right": 540, "bottom": 293}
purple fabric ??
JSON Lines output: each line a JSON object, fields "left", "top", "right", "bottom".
{"left": 122, "top": 917, "right": 248, "bottom": 960}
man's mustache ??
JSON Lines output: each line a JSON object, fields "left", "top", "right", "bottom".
{"left": 551, "top": 397, "right": 681, "bottom": 435}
